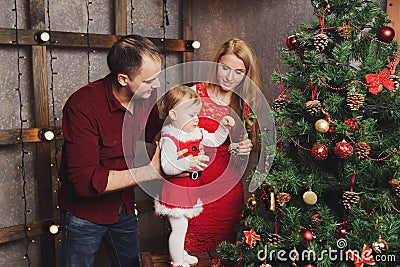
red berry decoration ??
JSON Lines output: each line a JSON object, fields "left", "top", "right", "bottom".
{"left": 377, "top": 26, "right": 395, "bottom": 43}
{"left": 334, "top": 140, "right": 353, "bottom": 159}
{"left": 311, "top": 144, "right": 328, "bottom": 160}
{"left": 300, "top": 228, "right": 315, "bottom": 242}
{"left": 286, "top": 35, "right": 300, "bottom": 50}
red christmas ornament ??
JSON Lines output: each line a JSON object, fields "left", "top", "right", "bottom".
{"left": 377, "top": 26, "right": 395, "bottom": 43}
{"left": 311, "top": 144, "right": 328, "bottom": 160}
{"left": 300, "top": 228, "right": 315, "bottom": 242}
{"left": 286, "top": 35, "right": 300, "bottom": 50}
{"left": 304, "top": 265, "right": 316, "bottom": 267}
{"left": 334, "top": 140, "right": 353, "bottom": 159}
{"left": 336, "top": 225, "right": 349, "bottom": 238}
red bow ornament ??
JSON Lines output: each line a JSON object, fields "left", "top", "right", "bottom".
{"left": 347, "top": 245, "right": 376, "bottom": 266}
{"left": 243, "top": 229, "right": 261, "bottom": 245}
{"left": 365, "top": 69, "right": 394, "bottom": 95}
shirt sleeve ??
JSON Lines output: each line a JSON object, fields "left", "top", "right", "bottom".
{"left": 160, "top": 137, "right": 191, "bottom": 175}
{"left": 200, "top": 125, "right": 229, "bottom": 147}
{"left": 62, "top": 104, "right": 109, "bottom": 198}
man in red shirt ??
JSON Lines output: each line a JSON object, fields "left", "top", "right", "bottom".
{"left": 58, "top": 35, "right": 163, "bottom": 267}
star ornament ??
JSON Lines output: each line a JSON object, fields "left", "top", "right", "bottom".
{"left": 243, "top": 229, "right": 261, "bottom": 246}
{"left": 347, "top": 245, "right": 376, "bottom": 267}
{"left": 365, "top": 69, "right": 394, "bottom": 95}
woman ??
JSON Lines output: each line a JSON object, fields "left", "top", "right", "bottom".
{"left": 185, "top": 38, "right": 263, "bottom": 253}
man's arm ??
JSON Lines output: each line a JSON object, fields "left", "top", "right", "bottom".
{"left": 105, "top": 142, "right": 163, "bottom": 192}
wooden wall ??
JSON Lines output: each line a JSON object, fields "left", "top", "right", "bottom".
{"left": 0, "top": 0, "right": 189, "bottom": 266}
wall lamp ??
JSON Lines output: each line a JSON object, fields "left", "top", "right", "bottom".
{"left": 38, "top": 128, "right": 55, "bottom": 141}
{"left": 34, "top": 31, "right": 50, "bottom": 43}
{"left": 43, "top": 221, "right": 60, "bottom": 235}
{"left": 186, "top": 40, "right": 201, "bottom": 50}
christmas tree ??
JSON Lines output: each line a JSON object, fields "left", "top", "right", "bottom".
{"left": 217, "top": 0, "right": 400, "bottom": 266}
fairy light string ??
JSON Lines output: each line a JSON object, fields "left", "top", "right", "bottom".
{"left": 161, "top": 0, "right": 170, "bottom": 93}
{"left": 46, "top": 0, "right": 61, "bottom": 192}
{"left": 86, "top": 1, "right": 93, "bottom": 83}
{"left": 12, "top": 0, "right": 32, "bottom": 265}
{"left": 129, "top": 0, "right": 135, "bottom": 34}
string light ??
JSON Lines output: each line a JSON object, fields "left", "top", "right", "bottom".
{"left": 47, "top": 0, "right": 62, "bottom": 198}
{"left": 13, "top": 0, "right": 31, "bottom": 265}
{"left": 86, "top": 1, "right": 93, "bottom": 83}
{"left": 38, "top": 128, "right": 55, "bottom": 141}
{"left": 129, "top": 0, "right": 135, "bottom": 34}
{"left": 34, "top": 31, "right": 50, "bottom": 43}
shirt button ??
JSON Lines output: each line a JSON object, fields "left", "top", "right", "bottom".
{"left": 113, "top": 140, "right": 117, "bottom": 144}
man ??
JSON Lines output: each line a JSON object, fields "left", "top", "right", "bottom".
{"left": 58, "top": 35, "right": 163, "bottom": 267}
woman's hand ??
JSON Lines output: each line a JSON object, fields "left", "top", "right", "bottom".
{"left": 229, "top": 138, "right": 253, "bottom": 156}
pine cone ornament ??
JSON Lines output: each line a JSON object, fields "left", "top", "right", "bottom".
{"left": 389, "top": 74, "right": 399, "bottom": 93}
{"left": 267, "top": 233, "right": 282, "bottom": 245}
{"left": 346, "top": 92, "right": 365, "bottom": 111}
{"left": 342, "top": 191, "right": 360, "bottom": 209}
{"left": 313, "top": 33, "right": 329, "bottom": 52}
{"left": 306, "top": 99, "right": 322, "bottom": 115}
{"left": 311, "top": 213, "right": 321, "bottom": 228}
{"left": 338, "top": 24, "right": 351, "bottom": 39}
{"left": 354, "top": 142, "right": 371, "bottom": 159}
{"left": 273, "top": 95, "right": 289, "bottom": 111}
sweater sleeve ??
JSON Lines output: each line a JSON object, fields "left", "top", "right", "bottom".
{"left": 200, "top": 125, "right": 229, "bottom": 147}
{"left": 160, "top": 137, "right": 191, "bottom": 175}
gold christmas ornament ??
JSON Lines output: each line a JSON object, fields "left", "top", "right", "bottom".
{"left": 303, "top": 190, "right": 318, "bottom": 205}
{"left": 276, "top": 192, "right": 291, "bottom": 206}
{"left": 246, "top": 194, "right": 259, "bottom": 210}
{"left": 315, "top": 119, "right": 330, "bottom": 133}
{"left": 260, "top": 263, "right": 272, "bottom": 267}
{"left": 372, "top": 235, "right": 389, "bottom": 253}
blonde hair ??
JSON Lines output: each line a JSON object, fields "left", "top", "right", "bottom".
{"left": 210, "top": 38, "right": 262, "bottom": 147}
{"left": 212, "top": 37, "right": 262, "bottom": 116}
{"left": 158, "top": 85, "right": 201, "bottom": 120}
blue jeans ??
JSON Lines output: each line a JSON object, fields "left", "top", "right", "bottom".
{"left": 60, "top": 205, "right": 140, "bottom": 267}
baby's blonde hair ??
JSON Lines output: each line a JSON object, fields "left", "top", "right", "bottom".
{"left": 158, "top": 85, "right": 201, "bottom": 120}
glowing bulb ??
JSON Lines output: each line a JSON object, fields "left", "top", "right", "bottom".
{"left": 34, "top": 31, "right": 50, "bottom": 43}
{"left": 38, "top": 128, "right": 55, "bottom": 141}
{"left": 49, "top": 224, "right": 59, "bottom": 235}
{"left": 191, "top": 40, "right": 201, "bottom": 49}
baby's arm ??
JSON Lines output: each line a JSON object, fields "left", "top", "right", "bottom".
{"left": 201, "top": 116, "right": 235, "bottom": 147}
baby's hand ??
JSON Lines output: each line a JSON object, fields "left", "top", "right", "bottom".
{"left": 221, "top": 116, "right": 235, "bottom": 127}
{"left": 188, "top": 154, "right": 210, "bottom": 171}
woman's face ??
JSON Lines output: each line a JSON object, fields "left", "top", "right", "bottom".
{"left": 217, "top": 53, "right": 246, "bottom": 91}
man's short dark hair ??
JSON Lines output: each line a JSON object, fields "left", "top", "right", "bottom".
{"left": 107, "top": 34, "right": 161, "bottom": 79}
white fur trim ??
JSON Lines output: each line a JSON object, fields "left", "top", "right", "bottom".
{"left": 154, "top": 199, "right": 203, "bottom": 218}
{"left": 161, "top": 125, "right": 202, "bottom": 142}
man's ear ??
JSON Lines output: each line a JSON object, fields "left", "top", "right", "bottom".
{"left": 168, "top": 109, "right": 177, "bottom": 121}
{"left": 117, "top": 73, "right": 129, "bottom": 86}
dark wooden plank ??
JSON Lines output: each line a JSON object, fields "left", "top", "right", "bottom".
{"left": 0, "top": 127, "right": 62, "bottom": 145}
{"left": 115, "top": 0, "right": 127, "bottom": 35}
{"left": 0, "top": 217, "right": 60, "bottom": 244}
{"left": 0, "top": 28, "right": 194, "bottom": 52}
{"left": 30, "top": 1, "right": 56, "bottom": 265}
